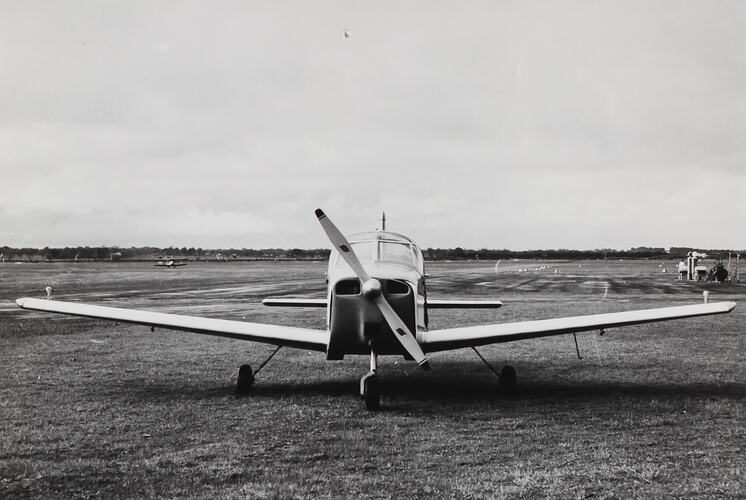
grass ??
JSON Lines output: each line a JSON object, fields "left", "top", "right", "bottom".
{"left": 0, "top": 260, "right": 744, "bottom": 498}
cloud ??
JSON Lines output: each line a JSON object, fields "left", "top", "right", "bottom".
{"left": 1, "top": 1, "right": 744, "bottom": 249}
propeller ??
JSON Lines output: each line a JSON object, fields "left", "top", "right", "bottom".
{"left": 315, "top": 209, "right": 430, "bottom": 369}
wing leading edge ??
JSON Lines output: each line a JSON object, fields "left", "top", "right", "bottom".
{"left": 16, "top": 298, "right": 329, "bottom": 352}
{"left": 420, "top": 301, "right": 736, "bottom": 352}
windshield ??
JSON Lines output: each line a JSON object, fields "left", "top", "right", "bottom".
{"left": 348, "top": 240, "right": 415, "bottom": 265}
{"left": 379, "top": 242, "right": 414, "bottom": 265}
{"left": 350, "top": 242, "right": 376, "bottom": 262}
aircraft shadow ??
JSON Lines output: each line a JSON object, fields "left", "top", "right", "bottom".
{"left": 111, "top": 373, "right": 746, "bottom": 407}
{"left": 109, "top": 378, "right": 359, "bottom": 402}
{"left": 376, "top": 378, "right": 746, "bottom": 402}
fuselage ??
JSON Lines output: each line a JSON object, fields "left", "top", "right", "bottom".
{"left": 325, "top": 230, "right": 427, "bottom": 359}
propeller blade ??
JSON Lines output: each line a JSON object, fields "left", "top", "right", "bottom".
{"left": 373, "top": 295, "right": 430, "bottom": 369}
{"left": 315, "top": 209, "right": 370, "bottom": 282}
{"left": 315, "top": 208, "right": 430, "bottom": 370}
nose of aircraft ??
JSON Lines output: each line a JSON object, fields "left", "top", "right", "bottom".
{"left": 316, "top": 208, "right": 430, "bottom": 369}
{"left": 361, "top": 278, "right": 382, "bottom": 299}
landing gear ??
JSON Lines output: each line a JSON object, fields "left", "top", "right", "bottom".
{"left": 235, "top": 346, "right": 282, "bottom": 395}
{"left": 236, "top": 364, "right": 254, "bottom": 394}
{"left": 360, "top": 349, "right": 380, "bottom": 410}
{"left": 361, "top": 373, "right": 380, "bottom": 410}
{"left": 472, "top": 347, "right": 518, "bottom": 394}
{"left": 500, "top": 365, "right": 517, "bottom": 393}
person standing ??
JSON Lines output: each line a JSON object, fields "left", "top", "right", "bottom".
{"left": 678, "top": 260, "right": 688, "bottom": 280}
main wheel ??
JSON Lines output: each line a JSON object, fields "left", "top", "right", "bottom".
{"left": 363, "top": 375, "right": 380, "bottom": 411}
{"left": 500, "top": 365, "right": 517, "bottom": 393}
{"left": 236, "top": 364, "right": 254, "bottom": 394}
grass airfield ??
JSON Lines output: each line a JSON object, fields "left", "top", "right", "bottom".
{"left": 1, "top": 260, "right": 744, "bottom": 498}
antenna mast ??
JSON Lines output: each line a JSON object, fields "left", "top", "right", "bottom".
{"left": 381, "top": 212, "right": 386, "bottom": 231}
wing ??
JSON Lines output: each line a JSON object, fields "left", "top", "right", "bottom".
{"left": 262, "top": 298, "right": 328, "bottom": 308}
{"left": 16, "top": 298, "right": 329, "bottom": 351}
{"left": 420, "top": 301, "right": 736, "bottom": 352}
{"left": 427, "top": 299, "right": 502, "bottom": 309}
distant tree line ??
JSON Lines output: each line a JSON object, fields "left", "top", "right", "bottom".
{"left": 423, "top": 246, "right": 741, "bottom": 261}
{"left": 0, "top": 245, "right": 741, "bottom": 263}
{"left": 0, "top": 246, "right": 331, "bottom": 262}
{"left": 666, "top": 247, "right": 742, "bottom": 259}
{"left": 423, "top": 247, "right": 670, "bottom": 261}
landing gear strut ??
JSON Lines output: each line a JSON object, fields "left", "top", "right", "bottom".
{"left": 360, "top": 349, "right": 380, "bottom": 410}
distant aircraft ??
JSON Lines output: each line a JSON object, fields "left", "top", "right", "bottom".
{"left": 16, "top": 210, "right": 737, "bottom": 410}
{"left": 155, "top": 257, "right": 187, "bottom": 268}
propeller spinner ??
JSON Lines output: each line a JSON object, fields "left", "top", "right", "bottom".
{"left": 315, "top": 209, "right": 430, "bottom": 369}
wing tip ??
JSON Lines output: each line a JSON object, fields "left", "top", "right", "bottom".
{"left": 709, "top": 301, "right": 737, "bottom": 312}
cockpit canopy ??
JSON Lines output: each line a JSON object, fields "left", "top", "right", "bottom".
{"left": 329, "top": 231, "right": 424, "bottom": 275}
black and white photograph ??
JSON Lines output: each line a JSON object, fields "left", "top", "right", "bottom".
{"left": 1, "top": 2, "right": 744, "bottom": 498}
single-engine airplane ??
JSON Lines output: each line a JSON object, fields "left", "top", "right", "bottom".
{"left": 15, "top": 209, "right": 737, "bottom": 410}
{"left": 155, "top": 257, "right": 187, "bottom": 268}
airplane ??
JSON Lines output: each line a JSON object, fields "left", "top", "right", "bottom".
{"left": 155, "top": 257, "right": 187, "bottom": 268}
{"left": 15, "top": 209, "right": 737, "bottom": 410}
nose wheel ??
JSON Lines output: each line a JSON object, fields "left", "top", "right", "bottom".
{"left": 360, "top": 349, "right": 380, "bottom": 410}
{"left": 361, "top": 372, "right": 380, "bottom": 410}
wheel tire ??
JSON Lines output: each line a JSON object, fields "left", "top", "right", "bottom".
{"left": 364, "top": 376, "right": 380, "bottom": 411}
{"left": 236, "top": 364, "right": 254, "bottom": 394}
{"left": 500, "top": 365, "right": 517, "bottom": 393}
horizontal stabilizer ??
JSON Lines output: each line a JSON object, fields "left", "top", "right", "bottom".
{"left": 427, "top": 299, "right": 502, "bottom": 309}
{"left": 16, "top": 298, "right": 329, "bottom": 351}
{"left": 262, "top": 298, "right": 328, "bottom": 308}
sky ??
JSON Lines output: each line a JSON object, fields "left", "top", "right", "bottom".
{"left": 1, "top": 1, "right": 744, "bottom": 250}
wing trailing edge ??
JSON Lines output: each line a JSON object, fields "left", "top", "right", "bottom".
{"left": 420, "top": 301, "right": 736, "bottom": 352}
{"left": 16, "top": 298, "right": 329, "bottom": 351}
